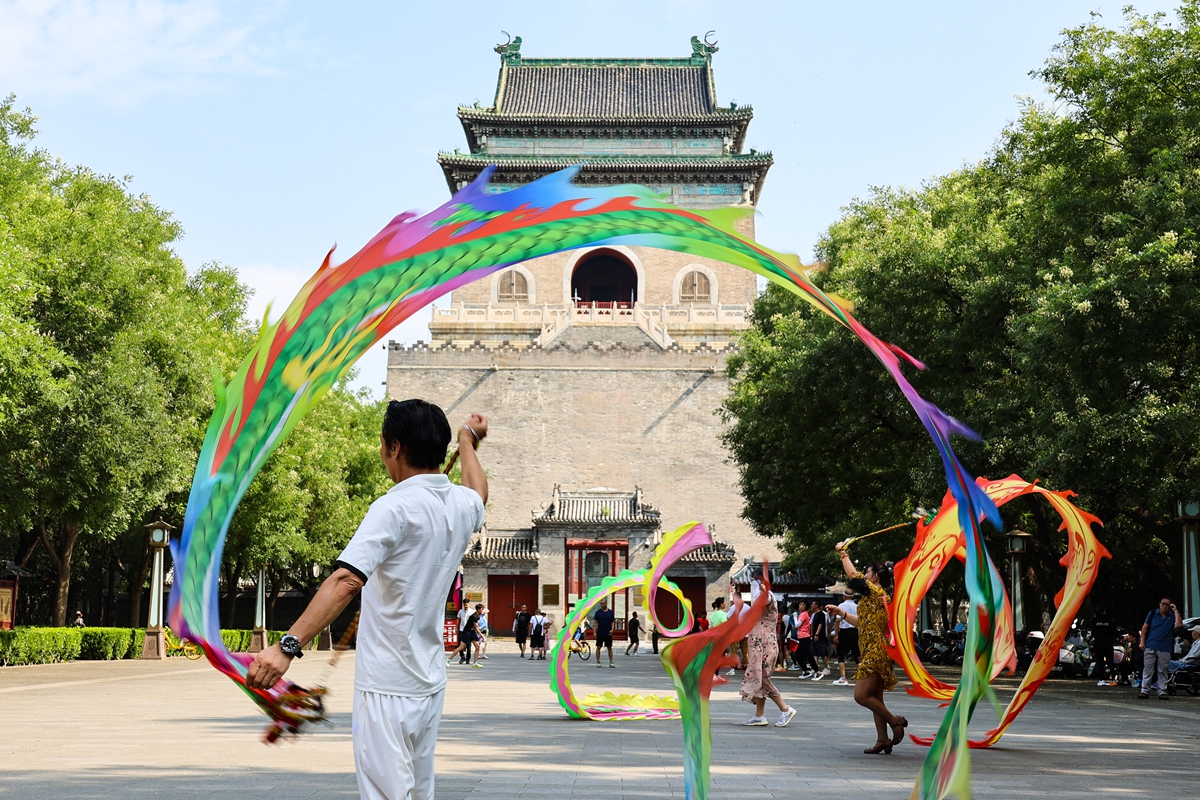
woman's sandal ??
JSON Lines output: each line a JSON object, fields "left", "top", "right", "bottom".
{"left": 864, "top": 739, "right": 893, "bottom": 755}
{"left": 890, "top": 716, "right": 909, "bottom": 747}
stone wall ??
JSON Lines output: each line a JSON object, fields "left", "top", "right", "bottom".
{"left": 387, "top": 338, "right": 782, "bottom": 620}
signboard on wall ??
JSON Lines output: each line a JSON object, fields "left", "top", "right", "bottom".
{"left": 0, "top": 582, "right": 14, "bottom": 630}
{"left": 543, "top": 584, "right": 560, "bottom": 607}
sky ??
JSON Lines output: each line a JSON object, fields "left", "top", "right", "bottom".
{"left": 0, "top": 0, "right": 1183, "bottom": 397}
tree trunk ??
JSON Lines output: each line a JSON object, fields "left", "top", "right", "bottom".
{"left": 124, "top": 536, "right": 151, "bottom": 628}
{"left": 266, "top": 568, "right": 283, "bottom": 631}
{"left": 39, "top": 522, "right": 82, "bottom": 627}
{"left": 222, "top": 558, "right": 244, "bottom": 628}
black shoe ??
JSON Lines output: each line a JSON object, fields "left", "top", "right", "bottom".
{"left": 1137, "top": 693, "right": 1149, "bottom": 699}
{"left": 1158, "top": 694, "right": 1169, "bottom": 701}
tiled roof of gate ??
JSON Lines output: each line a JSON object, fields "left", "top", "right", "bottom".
{"left": 534, "top": 487, "right": 661, "bottom": 525}
{"left": 462, "top": 535, "right": 537, "bottom": 562}
{"left": 677, "top": 541, "right": 738, "bottom": 564}
{"left": 498, "top": 62, "right": 713, "bottom": 117}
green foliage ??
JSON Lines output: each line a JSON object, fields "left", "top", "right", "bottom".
{"left": 127, "top": 629, "right": 146, "bottom": 659}
{"left": 0, "top": 627, "right": 83, "bottom": 665}
{"left": 79, "top": 627, "right": 134, "bottom": 660}
{"left": 0, "top": 95, "right": 255, "bottom": 624}
{"left": 219, "top": 629, "right": 299, "bottom": 652}
{"left": 723, "top": 5, "right": 1200, "bottom": 623}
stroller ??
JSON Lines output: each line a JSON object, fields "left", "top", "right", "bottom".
{"left": 1165, "top": 662, "right": 1200, "bottom": 696}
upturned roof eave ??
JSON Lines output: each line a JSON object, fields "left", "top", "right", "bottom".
{"left": 457, "top": 108, "right": 755, "bottom": 125}
{"left": 436, "top": 153, "right": 776, "bottom": 167}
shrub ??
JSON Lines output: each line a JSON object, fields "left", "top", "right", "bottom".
{"left": 80, "top": 628, "right": 134, "bottom": 660}
{"left": 0, "top": 627, "right": 83, "bottom": 666}
{"left": 127, "top": 629, "right": 146, "bottom": 659}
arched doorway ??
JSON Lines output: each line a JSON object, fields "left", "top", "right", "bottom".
{"left": 570, "top": 249, "right": 638, "bottom": 307}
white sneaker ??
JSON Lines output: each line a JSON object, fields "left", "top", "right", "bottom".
{"left": 800, "top": 671, "right": 813, "bottom": 679}
{"left": 741, "top": 717, "right": 768, "bottom": 726}
{"left": 832, "top": 678, "right": 849, "bottom": 686}
{"left": 725, "top": 669, "right": 737, "bottom": 676}
{"left": 776, "top": 707, "right": 796, "bottom": 727}
{"left": 811, "top": 672, "right": 823, "bottom": 681}
{"left": 1097, "top": 679, "right": 1108, "bottom": 686}
{"left": 821, "top": 668, "right": 831, "bottom": 676}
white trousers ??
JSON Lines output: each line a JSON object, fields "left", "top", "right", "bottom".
{"left": 352, "top": 689, "right": 445, "bottom": 800}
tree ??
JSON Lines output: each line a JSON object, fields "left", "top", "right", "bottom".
{"left": 722, "top": 6, "right": 1200, "bottom": 627}
{"left": 0, "top": 97, "right": 253, "bottom": 625}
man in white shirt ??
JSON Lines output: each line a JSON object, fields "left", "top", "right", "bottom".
{"left": 833, "top": 588, "right": 859, "bottom": 686}
{"left": 247, "top": 399, "right": 488, "bottom": 800}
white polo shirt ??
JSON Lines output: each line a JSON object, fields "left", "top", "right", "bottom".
{"left": 337, "top": 473, "right": 484, "bottom": 697}
{"left": 838, "top": 598, "right": 858, "bottom": 629}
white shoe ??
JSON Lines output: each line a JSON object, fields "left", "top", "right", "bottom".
{"left": 741, "top": 717, "right": 768, "bottom": 726}
{"left": 776, "top": 707, "right": 796, "bottom": 727}
{"left": 799, "top": 671, "right": 813, "bottom": 679}
{"left": 821, "top": 668, "right": 831, "bottom": 675}
{"left": 811, "top": 672, "right": 823, "bottom": 681}
{"left": 725, "top": 669, "right": 737, "bottom": 676}
{"left": 832, "top": 678, "right": 849, "bottom": 686}
{"left": 597, "top": 662, "right": 603, "bottom": 668}
{"left": 1097, "top": 679, "right": 1108, "bottom": 686}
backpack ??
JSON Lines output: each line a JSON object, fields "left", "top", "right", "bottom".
{"left": 532, "top": 616, "right": 544, "bottom": 636}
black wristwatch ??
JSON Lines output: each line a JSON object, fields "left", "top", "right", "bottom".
{"left": 280, "top": 634, "right": 304, "bottom": 659}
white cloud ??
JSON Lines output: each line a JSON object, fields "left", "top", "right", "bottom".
{"left": 0, "top": 0, "right": 281, "bottom": 104}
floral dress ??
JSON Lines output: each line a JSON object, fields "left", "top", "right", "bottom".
{"left": 849, "top": 574, "right": 897, "bottom": 691}
{"left": 739, "top": 596, "right": 781, "bottom": 703}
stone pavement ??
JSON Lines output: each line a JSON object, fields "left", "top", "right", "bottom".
{"left": 1, "top": 641, "right": 1196, "bottom": 799}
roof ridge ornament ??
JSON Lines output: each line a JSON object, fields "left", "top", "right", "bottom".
{"left": 690, "top": 31, "right": 718, "bottom": 64}
{"left": 496, "top": 31, "right": 523, "bottom": 66}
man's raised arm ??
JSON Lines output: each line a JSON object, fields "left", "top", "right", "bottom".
{"left": 458, "top": 413, "right": 489, "bottom": 506}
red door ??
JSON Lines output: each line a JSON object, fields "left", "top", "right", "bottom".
{"left": 488, "top": 575, "right": 538, "bottom": 635}
{"left": 653, "top": 576, "right": 707, "bottom": 631}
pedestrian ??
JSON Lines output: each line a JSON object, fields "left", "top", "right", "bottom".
{"left": 593, "top": 598, "right": 616, "bottom": 668}
{"left": 514, "top": 603, "right": 532, "bottom": 658}
{"left": 1092, "top": 603, "right": 1115, "bottom": 686}
{"left": 455, "top": 604, "right": 484, "bottom": 668}
{"left": 810, "top": 601, "right": 830, "bottom": 680}
{"left": 1139, "top": 596, "right": 1183, "bottom": 700}
{"left": 477, "top": 606, "right": 490, "bottom": 659}
{"left": 795, "top": 603, "right": 816, "bottom": 677}
{"left": 455, "top": 602, "right": 471, "bottom": 664}
{"left": 709, "top": 597, "right": 728, "bottom": 628}
{"left": 832, "top": 587, "right": 859, "bottom": 686}
{"left": 827, "top": 544, "right": 907, "bottom": 754}
{"left": 541, "top": 614, "right": 556, "bottom": 658}
{"left": 739, "top": 569, "right": 796, "bottom": 728}
{"left": 245, "top": 400, "right": 488, "bottom": 800}
{"left": 72, "top": 611, "right": 85, "bottom": 628}
{"left": 529, "top": 609, "right": 548, "bottom": 661}
{"left": 625, "top": 611, "right": 642, "bottom": 656}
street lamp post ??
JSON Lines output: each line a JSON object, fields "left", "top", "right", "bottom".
{"left": 1006, "top": 528, "right": 1032, "bottom": 633}
{"left": 250, "top": 567, "right": 267, "bottom": 653}
{"left": 141, "top": 519, "right": 176, "bottom": 659}
{"left": 1176, "top": 501, "right": 1200, "bottom": 619}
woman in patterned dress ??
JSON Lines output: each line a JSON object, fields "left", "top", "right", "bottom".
{"left": 738, "top": 571, "right": 797, "bottom": 728}
{"left": 825, "top": 545, "right": 908, "bottom": 754}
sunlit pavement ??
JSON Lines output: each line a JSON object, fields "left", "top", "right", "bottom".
{"left": 1, "top": 642, "right": 1195, "bottom": 799}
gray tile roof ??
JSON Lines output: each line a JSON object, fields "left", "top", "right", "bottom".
{"left": 462, "top": 534, "right": 537, "bottom": 563}
{"left": 677, "top": 541, "right": 738, "bottom": 564}
{"left": 498, "top": 64, "right": 714, "bottom": 118}
{"left": 534, "top": 487, "right": 661, "bottom": 526}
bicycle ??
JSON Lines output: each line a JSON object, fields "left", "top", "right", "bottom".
{"left": 164, "top": 627, "right": 203, "bottom": 660}
{"left": 568, "top": 637, "right": 592, "bottom": 661}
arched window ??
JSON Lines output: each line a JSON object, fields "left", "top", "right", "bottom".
{"left": 496, "top": 269, "right": 528, "bottom": 302}
{"left": 679, "top": 270, "right": 711, "bottom": 303}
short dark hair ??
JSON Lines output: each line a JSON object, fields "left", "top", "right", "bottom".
{"left": 382, "top": 399, "right": 451, "bottom": 469}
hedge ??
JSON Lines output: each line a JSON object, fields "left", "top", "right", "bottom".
{"left": 0, "top": 627, "right": 293, "bottom": 665}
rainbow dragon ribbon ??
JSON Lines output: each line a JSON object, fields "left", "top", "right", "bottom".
{"left": 169, "top": 165, "right": 1005, "bottom": 794}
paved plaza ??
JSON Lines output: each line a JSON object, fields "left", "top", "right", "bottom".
{"left": 1, "top": 642, "right": 1196, "bottom": 799}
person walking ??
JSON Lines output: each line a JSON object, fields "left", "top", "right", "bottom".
{"left": 514, "top": 604, "right": 532, "bottom": 658}
{"left": 461, "top": 604, "right": 485, "bottom": 668}
{"left": 529, "top": 609, "right": 548, "bottom": 661}
{"left": 477, "top": 606, "right": 490, "bottom": 659}
{"left": 625, "top": 611, "right": 642, "bottom": 656}
{"left": 709, "top": 597, "right": 728, "bottom": 628}
{"left": 594, "top": 598, "right": 616, "bottom": 668}
{"left": 795, "top": 603, "right": 816, "bottom": 677}
{"left": 246, "top": 400, "right": 488, "bottom": 800}
{"left": 446, "top": 604, "right": 481, "bottom": 666}
{"left": 454, "top": 602, "right": 471, "bottom": 664}
{"left": 832, "top": 587, "right": 859, "bottom": 686}
{"left": 739, "top": 570, "right": 796, "bottom": 728}
{"left": 827, "top": 544, "right": 907, "bottom": 754}
{"left": 1139, "top": 596, "right": 1183, "bottom": 700}
{"left": 1092, "top": 603, "right": 1115, "bottom": 686}
{"left": 810, "top": 601, "right": 830, "bottom": 680}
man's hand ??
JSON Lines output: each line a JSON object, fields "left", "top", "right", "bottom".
{"left": 460, "top": 413, "right": 488, "bottom": 448}
{"left": 246, "top": 643, "right": 293, "bottom": 691}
